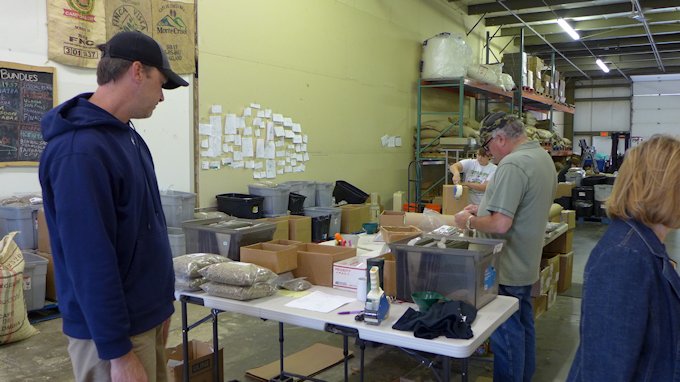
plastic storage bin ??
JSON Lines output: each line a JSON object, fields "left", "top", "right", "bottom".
{"left": 333, "top": 180, "right": 369, "bottom": 204}
{"left": 310, "top": 215, "right": 331, "bottom": 242}
{"left": 387, "top": 235, "right": 505, "bottom": 309}
{"left": 167, "top": 227, "right": 186, "bottom": 258}
{"left": 288, "top": 193, "right": 306, "bottom": 215}
{"left": 281, "top": 181, "right": 316, "bottom": 208}
{"left": 216, "top": 193, "right": 265, "bottom": 219}
{"left": 160, "top": 190, "right": 196, "bottom": 228}
{"left": 0, "top": 204, "right": 39, "bottom": 250}
{"left": 182, "top": 218, "right": 276, "bottom": 261}
{"left": 314, "top": 182, "right": 334, "bottom": 207}
{"left": 303, "top": 207, "right": 341, "bottom": 236}
{"left": 21, "top": 251, "right": 48, "bottom": 311}
{"left": 248, "top": 183, "right": 291, "bottom": 215}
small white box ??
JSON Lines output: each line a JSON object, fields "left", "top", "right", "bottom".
{"left": 332, "top": 257, "right": 367, "bottom": 292}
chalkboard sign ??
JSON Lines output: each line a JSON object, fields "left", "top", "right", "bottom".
{"left": 0, "top": 61, "right": 56, "bottom": 167}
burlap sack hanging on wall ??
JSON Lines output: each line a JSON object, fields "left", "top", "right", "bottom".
{"left": 151, "top": 0, "right": 195, "bottom": 75}
{"left": 47, "top": 0, "right": 106, "bottom": 68}
{"left": 105, "top": 0, "right": 153, "bottom": 39}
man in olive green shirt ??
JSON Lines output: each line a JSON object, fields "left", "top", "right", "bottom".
{"left": 454, "top": 112, "right": 556, "bottom": 382}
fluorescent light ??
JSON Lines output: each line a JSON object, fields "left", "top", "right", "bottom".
{"left": 557, "top": 18, "right": 580, "bottom": 40}
{"left": 596, "top": 59, "right": 610, "bottom": 73}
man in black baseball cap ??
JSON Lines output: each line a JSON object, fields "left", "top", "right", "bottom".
{"left": 99, "top": 30, "right": 189, "bottom": 89}
{"left": 39, "top": 30, "right": 186, "bottom": 381}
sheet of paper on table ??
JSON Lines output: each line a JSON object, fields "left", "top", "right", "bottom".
{"left": 284, "top": 291, "right": 354, "bottom": 313}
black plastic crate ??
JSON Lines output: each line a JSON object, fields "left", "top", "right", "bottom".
{"left": 311, "top": 214, "right": 331, "bottom": 242}
{"left": 216, "top": 193, "right": 264, "bottom": 219}
{"left": 288, "top": 192, "right": 306, "bottom": 215}
{"left": 332, "top": 180, "right": 369, "bottom": 204}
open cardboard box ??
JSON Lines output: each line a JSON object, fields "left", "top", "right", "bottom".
{"left": 240, "top": 242, "right": 298, "bottom": 274}
{"left": 293, "top": 244, "right": 356, "bottom": 286}
{"left": 166, "top": 340, "right": 223, "bottom": 382}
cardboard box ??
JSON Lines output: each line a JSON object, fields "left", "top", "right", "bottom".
{"left": 379, "top": 211, "right": 405, "bottom": 227}
{"left": 543, "top": 229, "right": 573, "bottom": 253}
{"left": 257, "top": 217, "right": 289, "bottom": 241}
{"left": 265, "top": 239, "right": 306, "bottom": 250}
{"left": 34, "top": 250, "right": 56, "bottom": 301}
{"left": 274, "top": 215, "right": 311, "bottom": 243}
{"left": 37, "top": 208, "right": 51, "bottom": 253}
{"left": 339, "top": 204, "right": 369, "bottom": 234}
{"left": 442, "top": 185, "right": 469, "bottom": 215}
{"left": 332, "top": 256, "right": 367, "bottom": 291}
{"left": 561, "top": 210, "right": 576, "bottom": 230}
{"left": 382, "top": 253, "right": 396, "bottom": 297}
{"left": 166, "top": 340, "right": 223, "bottom": 382}
{"left": 293, "top": 244, "right": 356, "bottom": 286}
{"left": 558, "top": 251, "right": 574, "bottom": 293}
{"left": 547, "top": 281, "right": 558, "bottom": 309}
{"left": 531, "top": 265, "right": 552, "bottom": 297}
{"left": 554, "top": 182, "right": 575, "bottom": 199}
{"left": 380, "top": 225, "right": 421, "bottom": 244}
{"left": 532, "top": 294, "right": 548, "bottom": 318}
{"left": 541, "top": 253, "right": 561, "bottom": 287}
{"left": 240, "top": 242, "right": 298, "bottom": 274}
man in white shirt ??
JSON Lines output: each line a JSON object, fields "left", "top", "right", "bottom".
{"left": 449, "top": 148, "right": 497, "bottom": 205}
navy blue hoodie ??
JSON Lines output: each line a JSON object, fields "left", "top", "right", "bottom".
{"left": 39, "top": 93, "right": 175, "bottom": 360}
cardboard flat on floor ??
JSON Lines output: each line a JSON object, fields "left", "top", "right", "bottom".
{"left": 245, "top": 343, "right": 351, "bottom": 382}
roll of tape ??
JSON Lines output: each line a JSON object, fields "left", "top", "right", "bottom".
{"left": 453, "top": 185, "right": 463, "bottom": 199}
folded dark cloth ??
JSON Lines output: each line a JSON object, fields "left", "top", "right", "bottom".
{"left": 392, "top": 300, "right": 477, "bottom": 339}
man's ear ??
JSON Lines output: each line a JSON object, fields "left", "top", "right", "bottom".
{"left": 130, "top": 61, "right": 145, "bottom": 84}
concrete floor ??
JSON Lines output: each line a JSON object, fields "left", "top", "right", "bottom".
{"left": 2, "top": 221, "right": 661, "bottom": 382}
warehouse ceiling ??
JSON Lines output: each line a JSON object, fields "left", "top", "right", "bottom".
{"left": 452, "top": 0, "right": 680, "bottom": 80}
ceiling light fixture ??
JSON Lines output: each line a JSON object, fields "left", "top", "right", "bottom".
{"left": 557, "top": 18, "right": 580, "bottom": 40}
{"left": 596, "top": 59, "right": 610, "bottom": 73}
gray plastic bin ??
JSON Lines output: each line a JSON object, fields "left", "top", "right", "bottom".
{"left": 387, "top": 234, "right": 505, "bottom": 309}
{"left": 248, "top": 183, "right": 291, "bottom": 216}
{"left": 167, "top": 227, "right": 186, "bottom": 258}
{"left": 315, "top": 182, "right": 334, "bottom": 207}
{"left": 160, "top": 190, "right": 196, "bottom": 228}
{"left": 182, "top": 218, "right": 276, "bottom": 261}
{"left": 21, "top": 251, "right": 48, "bottom": 311}
{"left": 0, "top": 204, "right": 39, "bottom": 249}
{"left": 304, "top": 207, "right": 341, "bottom": 237}
{"left": 282, "top": 181, "right": 316, "bottom": 207}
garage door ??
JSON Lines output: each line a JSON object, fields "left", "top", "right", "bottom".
{"left": 632, "top": 74, "right": 680, "bottom": 139}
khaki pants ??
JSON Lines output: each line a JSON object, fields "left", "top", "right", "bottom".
{"left": 67, "top": 324, "right": 168, "bottom": 382}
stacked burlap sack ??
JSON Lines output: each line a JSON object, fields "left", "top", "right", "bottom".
{"left": 414, "top": 118, "right": 481, "bottom": 154}
{"left": 524, "top": 115, "right": 572, "bottom": 151}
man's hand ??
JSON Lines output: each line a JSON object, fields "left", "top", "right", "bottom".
{"left": 454, "top": 210, "right": 473, "bottom": 230}
{"left": 464, "top": 204, "right": 479, "bottom": 215}
{"left": 111, "top": 350, "right": 148, "bottom": 382}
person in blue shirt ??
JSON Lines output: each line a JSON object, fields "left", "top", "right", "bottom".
{"left": 39, "top": 31, "right": 188, "bottom": 382}
{"left": 568, "top": 134, "right": 680, "bottom": 381}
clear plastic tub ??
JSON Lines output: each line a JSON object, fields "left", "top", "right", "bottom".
{"left": 314, "top": 182, "right": 334, "bottom": 207}
{"left": 21, "top": 251, "right": 48, "bottom": 311}
{"left": 281, "top": 181, "right": 316, "bottom": 208}
{"left": 0, "top": 204, "right": 39, "bottom": 249}
{"left": 160, "top": 190, "right": 196, "bottom": 228}
{"left": 387, "top": 234, "right": 505, "bottom": 309}
{"left": 303, "top": 207, "right": 341, "bottom": 237}
{"left": 182, "top": 218, "right": 276, "bottom": 261}
{"left": 167, "top": 227, "right": 186, "bottom": 258}
{"left": 248, "top": 183, "right": 291, "bottom": 216}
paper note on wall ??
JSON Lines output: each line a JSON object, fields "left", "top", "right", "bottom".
{"left": 199, "top": 123, "right": 212, "bottom": 135}
{"left": 242, "top": 138, "right": 254, "bottom": 157}
{"left": 255, "top": 138, "right": 265, "bottom": 158}
{"left": 225, "top": 114, "right": 238, "bottom": 134}
{"left": 211, "top": 105, "right": 222, "bottom": 114}
{"left": 292, "top": 123, "right": 301, "bottom": 133}
{"left": 266, "top": 160, "right": 276, "bottom": 178}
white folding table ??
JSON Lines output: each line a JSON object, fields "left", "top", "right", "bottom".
{"left": 176, "top": 286, "right": 518, "bottom": 382}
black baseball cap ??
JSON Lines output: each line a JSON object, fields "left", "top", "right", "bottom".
{"left": 99, "top": 31, "right": 189, "bottom": 90}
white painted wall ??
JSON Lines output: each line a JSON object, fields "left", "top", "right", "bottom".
{"left": 0, "top": 0, "right": 194, "bottom": 198}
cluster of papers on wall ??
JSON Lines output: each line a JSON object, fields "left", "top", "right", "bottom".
{"left": 199, "top": 103, "right": 309, "bottom": 179}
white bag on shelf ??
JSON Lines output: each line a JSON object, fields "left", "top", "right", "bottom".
{"left": 421, "top": 32, "right": 472, "bottom": 80}
{"left": 467, "top": 63, "right": 504, "bottom": 85}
